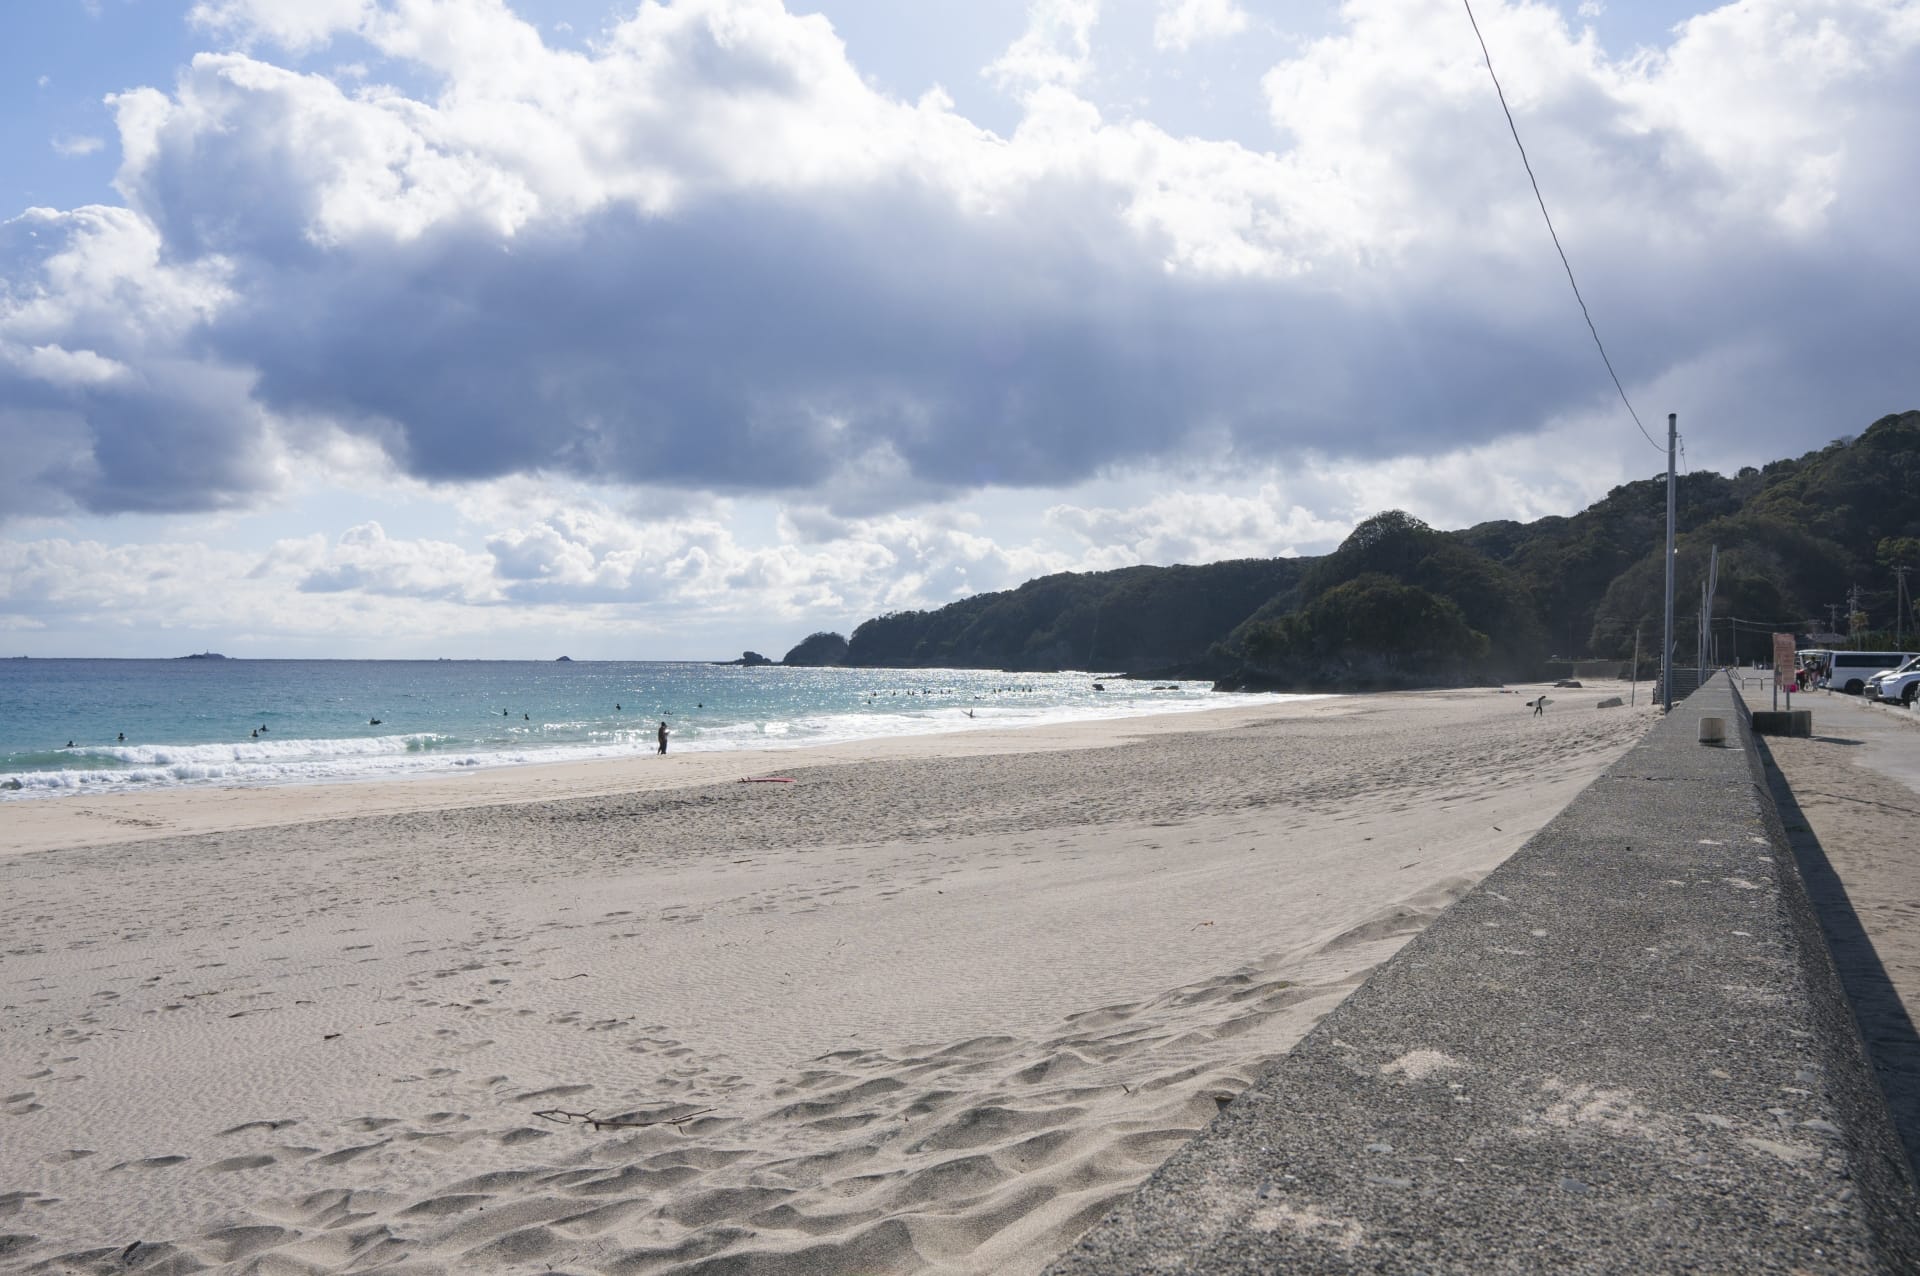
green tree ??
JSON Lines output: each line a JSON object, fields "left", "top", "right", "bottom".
{"left": 1243, "top": 575, "right": 1489, "bottom": 683}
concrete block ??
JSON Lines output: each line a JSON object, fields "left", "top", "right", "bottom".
{"left": 1752, "top": 709, "right": 1813, "bottom": 736}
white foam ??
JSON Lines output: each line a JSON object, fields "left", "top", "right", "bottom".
{"left": 0, "top": 688, "right": 1329, "bottom": 801}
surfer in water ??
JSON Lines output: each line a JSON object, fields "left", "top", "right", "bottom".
{"left": 657, "top": 721, "right": 669, "bottom": 754}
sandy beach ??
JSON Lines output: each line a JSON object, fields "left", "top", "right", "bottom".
{"left": 1, "top": 684, "right": 1653, "bottom": 1275}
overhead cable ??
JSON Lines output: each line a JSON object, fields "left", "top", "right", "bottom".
{"left": 1460, "top": 0, "right": 1663, "bottom": 453}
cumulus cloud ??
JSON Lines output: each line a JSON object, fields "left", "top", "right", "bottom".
{"left": 0, "top": 529, "right": 584, "bottom": 654}
{"left": 987, "top": 0, "right": 1102, "bottom": 92}
{"left": 1154, "top": 0, "right": 1251, "bottom": 52}
{"left": 0, "top": 205, "right": 278, "bottom": 519}
{"left": 463, "top": 490, "right": 1069, "bottom": 619}
{"left": 0, "top": 0, "right": 1914, "bottom": 536}
{"left": 189, "top": 0, "right": 376, "bottom": 52}
{"left": 0, "top": 474, "right": 1097, "bottom": 656}
{"left": 295, "top": 520, "right": 498, "bottom": 600}
{"left": 51, "top": 135, "right": 106, "bottom": 157}
{"left": 1047, "top": 487, "right": 1344, "bottom": 565}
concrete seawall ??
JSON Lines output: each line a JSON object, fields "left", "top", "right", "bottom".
{"left": 1047, "top": 674, "right": 1920, "bottom": 1273}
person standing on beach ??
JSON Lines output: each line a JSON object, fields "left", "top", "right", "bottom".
{"left": 657, "top": 721, "right": 669, "bottom": 754}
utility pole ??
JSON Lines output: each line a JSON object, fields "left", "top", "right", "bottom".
{"left": 1697, "top": 544, "right": 1718, "bottom": 678}
{"left": 1698, "top": 588, "right": 1707, "bottom": 679}
{"left": 1896, "top": 565, "right": 1912, "bottom": 647}
{"left": 1663, "top": 413, "right": 1677, "bottom": 710}
{"left": 1631, "top": 622, "right": 1641, "bottom": 706}
{"left": 1827, "top": 603, "right": 1841, "bottom": 633}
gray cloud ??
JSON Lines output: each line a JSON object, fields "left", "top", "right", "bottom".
{"left": 182, "top": 183, "right": 1644, "bottom": 499}
{"left": 2, "top": 0, "right": 1915, "bottom": 527}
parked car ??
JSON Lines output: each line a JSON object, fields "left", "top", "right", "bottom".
{"left": 1871, "top": 656, "right": 1920, "bottom": 704}
{"left": 1826, "top": 650, "right": 1920, "bottom": 695}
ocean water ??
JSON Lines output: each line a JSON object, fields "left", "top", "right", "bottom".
{"left": 0, "top": 659, "right": 1303, "bottom": 800}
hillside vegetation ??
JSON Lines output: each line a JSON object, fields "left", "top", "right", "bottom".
{"left": 799, "top": 411, "right": 1920, "bottom": 689}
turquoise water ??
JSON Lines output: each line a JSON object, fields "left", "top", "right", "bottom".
{"left": 0, "top": 659, "right": 1294, "bottom": 800}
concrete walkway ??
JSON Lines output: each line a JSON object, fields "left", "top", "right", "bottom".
{"left": 1742, "top": 678, "right": 1920, "bottom": 1174}
{"left": 1047, "top": 674, "right": 1920, "bottom": 1274}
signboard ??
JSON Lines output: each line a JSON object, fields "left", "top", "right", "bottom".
{"left": 1774, "top": 632, "right": 1798, "bottom": 694}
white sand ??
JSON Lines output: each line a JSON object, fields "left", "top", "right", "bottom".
{"left": 0, "top": 685, "right": 1653, "bottom": 1274}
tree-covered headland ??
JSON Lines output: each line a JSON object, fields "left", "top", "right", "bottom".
{"left": 797, "top": 411, "right": 1920, "bottom": 690}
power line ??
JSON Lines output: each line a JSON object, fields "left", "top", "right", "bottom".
{"left": 1460, "top": 0, "right": 1662, "bottom": 454}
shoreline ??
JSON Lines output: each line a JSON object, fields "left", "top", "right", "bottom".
{"left": 0, "top": 682, "right": 1655, "bottom": 1274}
{"left": 0, "top": 695, "right": 1345, "bottom": 859}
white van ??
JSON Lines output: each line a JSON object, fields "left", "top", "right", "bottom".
{"left": 1825, "top": 650, "right": 1920, "bottom": 695}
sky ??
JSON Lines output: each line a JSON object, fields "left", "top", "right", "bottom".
{"left": 1, "top": 0, "right": 1915, "bottom": 660}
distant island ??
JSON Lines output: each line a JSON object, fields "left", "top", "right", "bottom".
{"left": 738, "top": 410, "right": 1919, "bottom": 693}
{"left": 176, "top": 652, "right": 230, "bottom": 660}
{"left": 554, "top": 655, "right": 572, "bottom": 662}
{"left": 715, "top": 651, "right": 775, "bottom": 667}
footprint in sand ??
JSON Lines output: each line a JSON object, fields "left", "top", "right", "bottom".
{"left": 311, "top": 1140, "right": 389, "bottom": 1166}
{"left": 398, "top": 1192, "right": 491, "bottom": 1217}
{"left": 0, "top": 1188, "right": 51, "bottom": 1216}
{"left": 218, "top": 1118, "right": 299, "bottom": 1137}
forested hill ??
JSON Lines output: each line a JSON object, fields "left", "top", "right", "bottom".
{"left": 815, "top": 411, "right": 1920, "bottom": 688}
{"left": 841, "top": 559, "right": 1308, "bottom": 672}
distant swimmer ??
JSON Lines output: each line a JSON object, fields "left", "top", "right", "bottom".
{"left": 524, "top": 713, "right": 530, "bottom": 721}
{"left": 370, "top": 717, "right": 382, "bottom": 725}
{"left": 616, "top": 703, "right": 621, "bottom": 711}
{"left": 657, "top": 721, "right": 669, "bottom": 755}
{"left": 65, "top": 740, "right": 73, "bottom": 748}
{"left": 117, "top": 732, "right": 125, "bottom": 742}
{"left": 251, "top": 729, "right": 258, "bottom": 739}
{"left": 503, "top": 709, "right": 509, "bottom": 716}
